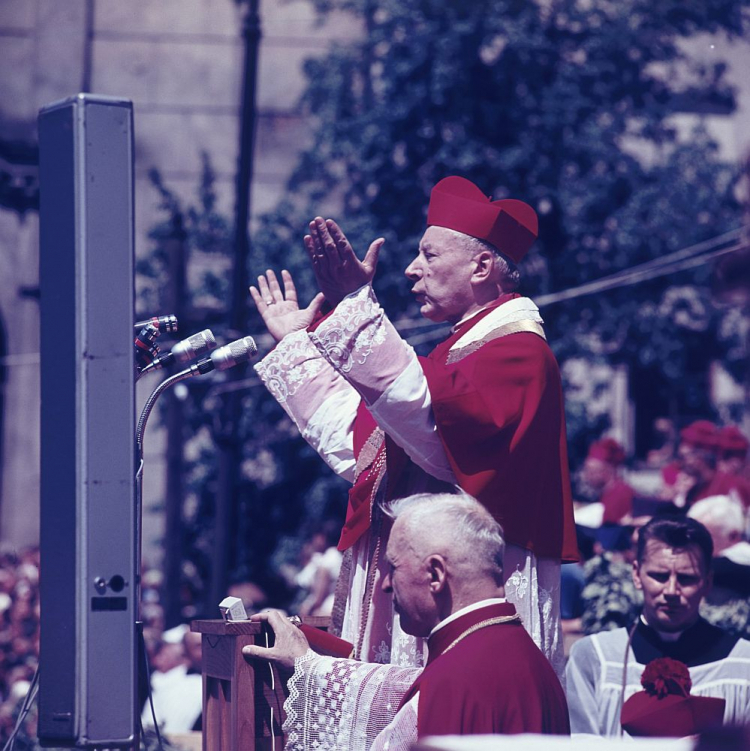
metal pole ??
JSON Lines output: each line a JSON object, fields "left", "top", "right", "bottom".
{"left": 163, "top": 217, "right": 188, "bottom": 627}
{"left": 211, "top": 0, "right": 262, "bottom": 609}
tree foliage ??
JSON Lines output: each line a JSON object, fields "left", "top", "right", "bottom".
{"left": 141, "top": 0, "right": 750, "bottom": 611}
{"left": 254, "top": 0, "right": 749, "bottom": 448}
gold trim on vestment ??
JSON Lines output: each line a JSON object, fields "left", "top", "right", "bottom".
{"left": 446, "top": 320, "right": 546, "bottom": 365}
{"left": 441, "top": 614, "right": 522, "bottom": 656}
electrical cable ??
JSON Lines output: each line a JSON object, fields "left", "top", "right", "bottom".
{"left": 536, "top": 237, "right": 745, "bottom": 306}
{"left": 2, "top": 667, "right": 39, "bottom": 751}
{"left": 141, "top": 630, "right": 165, "bottom": 751}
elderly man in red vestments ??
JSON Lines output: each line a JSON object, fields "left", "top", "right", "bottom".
{"left": 250, "top": 176, "right": 578, "bottom": 675}
{"left": 244, "top": 492, "right": 570, "bottom": 749}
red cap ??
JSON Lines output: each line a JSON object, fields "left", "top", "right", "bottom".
{"left": 717, "top": 426, "right": 749, "bottom": 459}
{"left": 427, "top": 176, "right": 538, "bottom": 263}
{"left": 621, "top": 692, "right": 726, "bottom": 737}
{"left": 621, "top": 657, "right": 725, "bottom": 737}
{"left": 587, "top": 437, "right": 626, "bottom": 466}
{"left": 680, "top": 420, "right": 719, "bottom": 451}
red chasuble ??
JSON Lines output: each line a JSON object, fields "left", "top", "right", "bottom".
{"left": 400, "top": 602, "right": 570, "bottom": 737}
{"left": 333, "top": 295, "right": 578, "bottom": 562}
{"left": 421, "top": 296, "right": 578, "bottom": 562}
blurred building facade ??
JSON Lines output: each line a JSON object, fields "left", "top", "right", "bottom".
{"left": 0, "top": 0, "right": 358, "bottom": 551}
{"left": 0, "top": 1, "right": 748, "bottom": 551}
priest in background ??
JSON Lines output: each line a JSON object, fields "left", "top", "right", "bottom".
{"left": 566, "top": 515, "right": 750, "bottom": 736}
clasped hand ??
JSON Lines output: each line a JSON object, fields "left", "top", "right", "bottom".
{"left": 304, "top": 217, "right": 384, "bottom": 306}
{"left": 249, "top": 217, "right": 384, "bottom": 342}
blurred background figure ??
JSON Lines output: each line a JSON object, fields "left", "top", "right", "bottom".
{"left": 141, "top": 623, "right": 203, "bottom": 735}
{"left": 293, "top": 521, "right": 342, "bottom": 618}
{"left": 226, "top": 580, "right": 268, "bottom": 617}
{"left": 662, "top": 420, "right": 750, "bottom": 509}
{"left": 717, "top": 425, "right": 749, "bottom": 480}
{"left": 645, "top": 418, "right": 678, "bottom": 468}
{"left": 688, "top": 494, "right": 750, "bottom": 640}
{"left": 581, "top": 437, "right": 634, "bottom": 525}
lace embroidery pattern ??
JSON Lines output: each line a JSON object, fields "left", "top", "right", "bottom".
{"left": 254, "top": 330, "right": 324, "bottom": 403}
{"left": 284, "top": 652, "right": 420, "bottom": 750}
{"left": 503, "top": 545, "right": 565, "bottom": 683}
{"left": 310, "top": 286, "right": 386, "bottom": 374}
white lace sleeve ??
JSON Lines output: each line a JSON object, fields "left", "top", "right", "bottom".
{"left": 309, "top": 285, "right": 456, "bottom": 483}
{"left": 254, "top": 330, "right": 359, "bottom": 481}
{"left": 370, "top": 694, "right": 419, "bottom": 751}
{"left": 284, "top": 649, "right": 422, "bottom": 751}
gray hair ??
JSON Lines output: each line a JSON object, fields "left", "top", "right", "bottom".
{"left": 384, "top": 491, "right": 505, "bottom": 582}
{"left": 445, "top": 228, "right": 521, "bottom": 291}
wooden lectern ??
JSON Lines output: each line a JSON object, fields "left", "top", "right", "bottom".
{"left": 191, "top": 617, "right": 330, "bottom": 751}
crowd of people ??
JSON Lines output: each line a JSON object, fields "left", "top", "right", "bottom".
{"left": 564, "top": 421, "right": 750, "bottom": 640}
{"left": 0, "top": 546, "right": 39, "bottom": 744}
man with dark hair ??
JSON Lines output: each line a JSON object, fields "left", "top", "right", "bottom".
{"left": 244, "top": 492, "right": 570, "bottom": 749}
{"left": 566, "top": 515, "right": 750, "bottom": 736}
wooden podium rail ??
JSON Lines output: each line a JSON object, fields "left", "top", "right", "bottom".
{"left": 191, "top": 617, "right": 329, "bottom": 751}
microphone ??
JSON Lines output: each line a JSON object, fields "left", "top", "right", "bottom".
{"left": 134, "top": 314, "right": 178, "bottom": 334}
{"left": 138, "top": 329, "right": 218, "bottom": 374}
{"left": 182, "top": 336, "right": 258, "bottom": 378}
{"left": 134, "top": 323, "right": 160, "bottom": 369}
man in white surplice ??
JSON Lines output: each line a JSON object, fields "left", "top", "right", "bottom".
{"left": 566, "top": 515, "right": 750, "bottom": 735}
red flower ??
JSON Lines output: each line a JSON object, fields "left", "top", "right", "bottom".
{"left": 640, "top": 657, "right": 692, "bottom": 699}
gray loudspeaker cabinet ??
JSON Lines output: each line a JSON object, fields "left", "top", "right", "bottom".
{"left": 38, "top": 94, "right": 137, "bottom": 747}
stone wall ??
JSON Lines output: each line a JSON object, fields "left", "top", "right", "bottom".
{"left": 0, "top": 0, "right": 358, "bottom": 552}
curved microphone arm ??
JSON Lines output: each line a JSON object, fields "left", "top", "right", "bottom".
{"left": 136, "top": 369, "right": 195, "bottom": 461}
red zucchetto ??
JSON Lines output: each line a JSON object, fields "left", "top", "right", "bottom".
{"left": 717, "top": 425, "right": 749, "bottom": 459}
{"left": 680, "top": 420, "right": 719, "bottom": 451}
{"left": 426, "top": 176, "right": 538, "bottom": 264}
{"left": 587, "top": 437, "right": 626, "bottom": 466}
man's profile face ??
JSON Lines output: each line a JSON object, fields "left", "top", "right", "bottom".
{"left": 633, "top": 539, "right": 711, "bottom": 634}
{"left": 381, "top": 520, "right": 437, "bottom": 637}
{"left": 404, "top": 226, "right": 477, "bottom": 324}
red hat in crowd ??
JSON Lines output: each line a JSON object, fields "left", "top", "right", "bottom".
{"left": 680, "top": 420, "right": 719, "bottom": 451}
{"left": 427, "top": 176, "right": 538, "bottom": 264}
{"left": 621, "top": 657, "right": 725, "bottom": 738}
{"left": 587, "top": 437, "right": 626, "bottom": 466}
{"left": 717, "top": 426, "right": 749, "bottom": 460}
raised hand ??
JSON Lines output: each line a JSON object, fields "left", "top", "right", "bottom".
{"left": 304, "top": 217, "right": 384, "bottom": 306}
{"left": 249, "top": 269, "right": 325, "bottom": 343}
{"left": 241, "top": 610, "right": 310, "bottom": 672}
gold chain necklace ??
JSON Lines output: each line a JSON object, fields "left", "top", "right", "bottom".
{"left": 441, "top": 614, "right": 521, "bottom": 656}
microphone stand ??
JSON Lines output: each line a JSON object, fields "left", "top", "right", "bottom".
{"left": 134, "top": 368, "right": 201, "bottom": 751}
